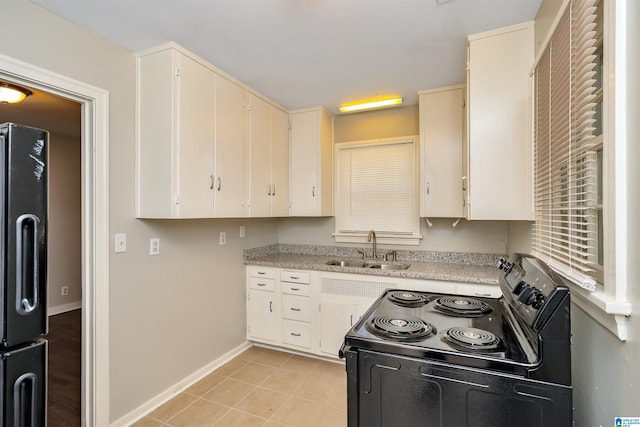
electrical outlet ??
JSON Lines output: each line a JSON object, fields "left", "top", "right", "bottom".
{"left": 61, "top": 286, "right": 69, "bottom": 296}
{"left": 149, "top": 238, "right": 160, "bottom": 255}
{"left": 219, "top": 231, "right": 226, "bottom": 245}
{"left": 240, "top": 225, "right": 245, "bottom": 238}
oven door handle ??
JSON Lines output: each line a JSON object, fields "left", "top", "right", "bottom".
{"left": 339, "top": 343, "right": 351, "bottom": 359}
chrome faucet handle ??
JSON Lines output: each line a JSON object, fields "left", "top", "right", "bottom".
{"left": 384, "top": 250, "right": 397, "bottom": 262}
{"left": 356, "top": 249, "right": 367, "bottom": 259}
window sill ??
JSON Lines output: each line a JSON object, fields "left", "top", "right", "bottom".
{"left": 568, "top": 283, "right": 631, "bottom": 341}
{"left": 333, "top": 233, "right": 422, "bottom": 246}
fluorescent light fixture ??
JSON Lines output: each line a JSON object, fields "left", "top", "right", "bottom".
{"left": 338, "top": 97, "right": 403, "bottom": 113}
{"left": 0, "top": 83, "right": 33, "bottom": 104}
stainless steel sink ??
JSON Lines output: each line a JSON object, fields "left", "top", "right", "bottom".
{"left": 326, "top": 259, "right": 367, "bottom": 268}
{"left": 325, "top": 260, "right": 411, "bottom": 270}
{"left": 367, "top": 263, "right": 411, "bottom": 270}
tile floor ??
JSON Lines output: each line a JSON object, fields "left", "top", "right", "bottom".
{"left": 132, "top": 346, "right": 347, "bottom": 427}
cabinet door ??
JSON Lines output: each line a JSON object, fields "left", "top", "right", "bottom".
{"left": 270, "top": 107, "right": 290, "bottom": 217}
{"left": 420, "top": 86, "right": 464, "bottom": 218}
{"left": 214, "top": 75, "right": 244, "bottom": 217}
{"left": 248, "top": 289, "right": 280, "bottom": 343}
{"left": 319, "top": 301, "right": 355, "bottom": 358}
{"left": 289, "top": 109, "right": 332, "bottom": 216}
{"left": 466, "top": 22, "right": 533, "bottom": 220}
{"left": 247, "top": 95, "right": 272, "bottom": 217}
{"left": 177, "top": 54, "right": 215, "bottom": 217}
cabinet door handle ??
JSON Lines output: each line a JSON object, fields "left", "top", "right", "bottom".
{"left": 350, "top": 314, "right": 354, "bottom": 326}
{"left": 217, "top": 177, "right": 221, "bottom": 191}
{"left": 209, "top": 175, "right": 214, "bottom": 190}
{"left": 272, "top": 184, "right": 276, "bottom": 196}
{"left": 426, "top": 182, "right": 430, "bottom": 195}
{"left": 290, "top": 332, "right": 301, "bottom": 337}
{"left": 269, "top": 301, "right": 273, "bottom": 312}
{"left": 462, "top": 176, "right": 467, "bottom": 191}
{"left": 290, "top": 307, "right": 301, "bottom": 312}
{"left": 267, "top": 184, "right": 272, "bottom": 196}
{"left": 312, "top": 186, "right": 315, "bottom": 197}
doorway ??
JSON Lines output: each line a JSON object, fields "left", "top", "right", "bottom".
{"left": 1, "top": 54, "right": 110, "bottom": 426}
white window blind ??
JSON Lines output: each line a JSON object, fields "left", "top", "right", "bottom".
{"left": 533, "top": 0, "right": 600, "bottom": 290}
{"left": 336, "top": 139, "right": 416, "bottom": 235}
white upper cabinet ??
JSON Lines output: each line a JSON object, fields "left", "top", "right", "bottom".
{"left": 289, "top": 107, "right": 333, "bottom": 217}
{"left": 213, "top": 75, "right": 245, "bottom": 217}
{"left": 136, "top": 47, "right": 216, "bottom": 218}
{"left": 419, "top": 85, "right": 465, "bottom": 218}
{"left": 466, "top": 21, "right": 534, "bottom": 220}
{"left": 245, "top": 94, "right": 290, "bottom": 217}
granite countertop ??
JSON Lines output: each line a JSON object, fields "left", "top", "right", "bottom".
{"left": 244, "top": 244, "right": 502, "bottom": 286}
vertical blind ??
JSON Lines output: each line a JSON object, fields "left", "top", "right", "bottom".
{"left": 336, "top": 140, "right": 416, "bottom": 235}
{"left": 533, "top": 0, "right": 600, "bottom": 288}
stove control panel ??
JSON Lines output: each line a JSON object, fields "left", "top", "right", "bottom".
{"left": 498, "top": 253, "right": 569, "bottom": 331}
{"left": 513, "top": 280, "right": 545, "bottom": 309}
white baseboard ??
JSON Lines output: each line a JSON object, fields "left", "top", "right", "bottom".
{"left": 110, "top": 340, "right": 253, "bottom": 427}
{"left": 48, "top": 301, "right": 82, "bottom": 316}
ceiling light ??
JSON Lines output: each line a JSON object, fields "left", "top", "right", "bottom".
{"left": 338, "top": 97, "right": 403, "bottom": 114}
{"left": 0, "top": 83, "right": 33, "bottom": 104}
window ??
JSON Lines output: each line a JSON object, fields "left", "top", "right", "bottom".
{"left": 533, "top": 0, "right": 600, "bottom": 288}
{"left": 533, "top": 0, "right": 632, "bottom": 340}
{"left": 334, "top": 136, "right": 421, "bottom": 245}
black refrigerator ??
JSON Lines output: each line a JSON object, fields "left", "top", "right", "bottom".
{"left": 0, "top": 123, "right": 48, "bottom": 426}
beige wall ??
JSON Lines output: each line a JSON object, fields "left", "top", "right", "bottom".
{"left": 48, "top": 132, "right": 82, "bottom": 309}
{"left": 0, "top": 0, "right": 280, "bottom": 422}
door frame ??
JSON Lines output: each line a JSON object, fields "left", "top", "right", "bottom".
{"left": 1, "top": 54, "right": 110, "bottom": 426}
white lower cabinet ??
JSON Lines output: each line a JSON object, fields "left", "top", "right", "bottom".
{"left": 246, "top": 265, "right": 501, "bottom": 358}
{"left": 319, "top": 298, "right": 373, "bottom": 358}
{"left": 246, "top": 267, "right": 280, "bottom": 343}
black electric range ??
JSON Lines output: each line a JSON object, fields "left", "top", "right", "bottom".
{"left": 340, "top": 253, "right": 573, "bottom": 427}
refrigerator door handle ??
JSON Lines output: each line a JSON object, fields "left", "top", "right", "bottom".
{"left": 13, "top": 372, "right": 38, "bottom": 427}
{"left": 16, "top": 214, "right": 40, "bottom": 314}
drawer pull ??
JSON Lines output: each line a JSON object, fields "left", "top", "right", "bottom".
{"left": 290, "top": 307, "right": 301, "bottom": 312}
{"left": 474, "top": 293, "right": 491, "bottom": 297}
{"left": 289, "top": 276, "right": 300, "bottom": 280}
{"left": 290, "top": 287, "right": 300, "bottom": 291}
{"left": 257, "top": 272, "right": 266, "bottom": 275}
{"left": 257, "top": 283, "right": 266, "bottom": 287}
{"left": 290, "top": 332, "right": 301, "bottom": 337}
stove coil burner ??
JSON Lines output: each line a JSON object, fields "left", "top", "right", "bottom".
{"left": 443, "top": 327, "right": 501, "bottom": 351}
{"left": 433, "top": 297, "right": 492, "bottom": 317}
{"left": 388, "top": 291, "right": 429, "bottom": 308}
{"left": 366, "top": 316, "right": 435, "bottom": 341}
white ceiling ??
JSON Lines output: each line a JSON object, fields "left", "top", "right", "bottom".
{"left": 29, "top": 0, "right": 541, "bottom": 113}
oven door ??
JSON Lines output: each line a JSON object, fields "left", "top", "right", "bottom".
{"left": 347, "top": 348, "right": 572, "bottom": 427}
{"left": 0, "top": 339, "right": 47, "bottom": 426}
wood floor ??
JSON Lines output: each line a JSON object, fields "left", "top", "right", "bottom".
{"left": 47, "top": 309, "right": 82, "bottom": 427}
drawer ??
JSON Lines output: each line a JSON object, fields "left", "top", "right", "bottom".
{"left": 247, "top": 266, "right": 276, "bottom": 280}
{"left": 282, "top": 281, "right": 311, "bottom": 297}
{"left": 280, "top": 270, "right": 310, "bottom": 284}
{"left": 282, "top": 295, "right": 311, "bottom": 322}
{"left": 248, "top": 277, "right": 276, "bottom": 291}
{"left": 282, "top": 320, "right": 311, "bottom": 348}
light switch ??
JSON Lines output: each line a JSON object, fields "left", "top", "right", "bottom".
{"left": 115, "top": 233, "right": 126, "bottom": 253}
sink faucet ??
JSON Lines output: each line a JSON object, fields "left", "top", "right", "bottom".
{"left": 367, "top": 230, "right": 377, "bottom": 259}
